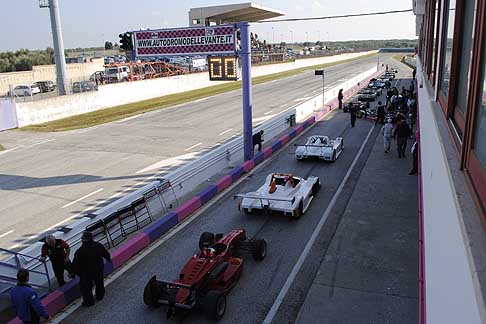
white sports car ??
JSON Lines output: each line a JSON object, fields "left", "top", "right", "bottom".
{"left": 235, "top": 173, "right": 320, "bottom": 218}
{"left": 295, "top": 135, "right": 344, "bottom": 161}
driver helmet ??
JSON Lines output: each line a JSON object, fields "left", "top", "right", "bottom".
{"left": 208, "top": 248, "right": 216, "bottom": 257}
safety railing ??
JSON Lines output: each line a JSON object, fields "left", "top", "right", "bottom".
{"left": 0, "top": 248, "right": 52, "bottom": 296}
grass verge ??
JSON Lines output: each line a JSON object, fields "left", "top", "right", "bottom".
{"left": 22, "top": 52, "right": 377, "bottom": 132}
{"left": 0, "top": 144, "right": 5, "bottom": 151}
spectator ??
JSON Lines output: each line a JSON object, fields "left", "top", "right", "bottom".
{"left": 382, "top": 118, "right": 394, "bottom": 153}
{"left": 73, "top": 231, "right": 111, "bottom": 307}
{"left": 409, "top": 140, "right": 419, "bottom": 175}
{"left": 390, "top": 94, "right": 398, "bottom": 112}
{"left": 412, "top": 67, "right": 417, "bottom": 80}
{"left": 10, "top": 269, "right": 49, "bottom": 324}
{"left": 349, "top": 103, "right": 357, "bottom": 127}
{"left": 253, "top": 130, "right": 264, "bottom": 152}
{"left": 394, "top": 119, "right": 412, "bottom": 158}
{"left": 386, "top": 64, "right": 389, "bottom": 72}
{"left": 338, "top": 89, "right": 344, "bottom": 109}
{"left": 40, "top": 235, "right": 74, "bottom": 287}
{"left": 375, "top": 101, "right": 386, "bottom": 125}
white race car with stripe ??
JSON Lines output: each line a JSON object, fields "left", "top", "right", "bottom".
{"left": 295, "top": 135, "right": 344, "bottom": 161}
{"left": 235, "top": 173, "right": 320, "bottom": 218}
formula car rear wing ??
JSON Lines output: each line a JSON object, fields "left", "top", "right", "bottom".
{"left": 234, "top": 193, "right": 295, "bottom": 204}
{"left": 145, "top": 276, "right": 197, "bottom": 316}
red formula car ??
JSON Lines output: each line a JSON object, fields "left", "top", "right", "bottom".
{"left": 143, "top": 229, "right": 267, "bottom": 320}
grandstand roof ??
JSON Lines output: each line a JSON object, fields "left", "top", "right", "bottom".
{"left": 189, "top": 2, "right": 285, "bottom": 26}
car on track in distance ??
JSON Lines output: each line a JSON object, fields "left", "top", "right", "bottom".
{"left": 295, "top": 135, "right": 344, "bottom": 162}
{"left": 235, "top": 173, "right": 320, "bottom": 218}
{"left": 143, "top": 229, "right": 266, "bottom": 320}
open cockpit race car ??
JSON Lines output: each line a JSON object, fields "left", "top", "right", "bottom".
{"left": 357, "top": 89, "right": 378, "bottom": 102}
{"left": 294, "top": 135, "right": 344, "bottom": 161}
{"left": 143, "top": 229, "right": 266, "bottom": 320}
{"left": 234, "top": 173, "right": 320, "bottom": 218}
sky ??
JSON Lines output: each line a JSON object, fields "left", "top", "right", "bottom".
{"left": 0, "top": 0, "right": 416, "bottom": 52}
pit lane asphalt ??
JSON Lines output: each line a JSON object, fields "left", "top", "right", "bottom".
{"left": 59, "top": 108, "right": 378, "bottom": 324}
{"left": 0, "top": 54, "right": 395, "bottom": 250}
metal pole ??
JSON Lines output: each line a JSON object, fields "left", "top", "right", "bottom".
{"left": 48, "top": 0, "right": 68, "bottom": 95}
{"left": 238, "top": 22, "right": 253, "bottom": 161}
{"left": 322, "top": 72, "right": 325, "bottom": 108}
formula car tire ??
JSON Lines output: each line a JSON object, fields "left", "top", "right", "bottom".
{"left": 203, "top": 291, "right": 226, "bottom": 320}
{"left": 294, "top": 200, "right": 304, "bottom": 218}
{"left": 251, "top": 239, "right": 267, "bottom": 261}
{"left": 312, "top": 181, "right": 321, "bottom": 196}
{"left": 332, "top": 150, "right": 337, "bottom": 162}
{"left": 199, "top": 232, "right": 215, "bottom": 250}
{"left": 143, "top": 276, "right": 160, "bottom": 307}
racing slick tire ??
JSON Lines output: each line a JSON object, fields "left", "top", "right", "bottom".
{"left": 143, "top": 276, "right": 161, "bottom": 307}
{"left": 332, "top": 150, "right": 337, "bottom": 162}
{"left": 312, "top": 180, "right": 321, "bottom": 196}
{"left": 203, "top": 291, "right": 227, "bottom": 320}
{"left": 294, "top": 200, "right": 304, "bottom": 218}
{"left": 251, "top": 239, "right": 267, "bottom": 261}
{"left": 199, "top": 232, "right": 215, "bottom": 250}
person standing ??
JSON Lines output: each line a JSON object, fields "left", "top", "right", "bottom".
{"left": 338, "top": 89, "right": 344, "bottom": 110}
{"left": 394, "top": 120, "right": 412, "bottom": 158}
{"left": 412, "top": 67, "right": 417, "bottom": 80}
{"left": 252, "top": 130, "right": 264, "bottom": 152}
{"left": 40, "top": 235, "right": 74, "bottom": 287}
{"left": 382, "top": 119, "right": 394, "bottom": 153}
{"left": 349, "top": 103, "right": 357, "bottom": 127}
{"left": 375, "top": 101, "right": 386, "bottom": 125}
{"left": 73, "top": 231, "right": 111, "bottom": 307}
{"left": 10, "top": 269, "right": 49, "bottom": 324}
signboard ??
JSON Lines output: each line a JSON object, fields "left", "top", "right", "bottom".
{"left": 315, "top": 70, "right": 324, "bottom": 75}
{"left": 208, "top": 56, "right": 238, "bottom": 81}
{"left": 133, "top": 25, "right": 236, "bottom": 57}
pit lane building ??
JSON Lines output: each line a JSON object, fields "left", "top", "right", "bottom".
{"left": 413, "top": 0, "right": 486, "bottom": 323}
{"left": 188, "top": 2, "right": 284, "bottom": 27}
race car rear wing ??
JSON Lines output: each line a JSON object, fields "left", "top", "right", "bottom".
{"left": 294, "top": 143, "right": 334, "bottom": 148}
{"left": 234, "top": 193, "right": 295, "bottom": 204}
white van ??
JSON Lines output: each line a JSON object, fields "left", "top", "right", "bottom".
{"left": 105, "top": 65, "right": 130, "bottom": 83}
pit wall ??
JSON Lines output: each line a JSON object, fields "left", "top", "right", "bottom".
{"left": 0, "top": 59, "right": 104, "bottom": 95}
{"left": 6, "top": 66, "right": 382, "bottom": 324}
{"left": 14, "top": 51, "right": 377, "bottom": 127}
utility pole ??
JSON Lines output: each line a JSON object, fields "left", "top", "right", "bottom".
{"left": 40, "top": 0, "right": 68, "bottom": 95}
{"left": 238, "top": 22, "right": 253, "bottom": 161}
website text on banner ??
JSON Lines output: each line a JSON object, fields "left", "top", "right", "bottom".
{"left": 133, "top": 25, "right": 236, "bottom": 57}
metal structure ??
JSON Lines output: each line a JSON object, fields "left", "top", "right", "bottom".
{"left": 238, "top": 22, "right": 253, "bottom": 161}
{"left": 40, "top": 0, "right": 68, "bottom": 95}
{"left": 103, "top": 61, "right": 188, "bottom": 83}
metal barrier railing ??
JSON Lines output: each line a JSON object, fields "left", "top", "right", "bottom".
{"left": 0, "top": 248, "right": 52, "bottom": 295}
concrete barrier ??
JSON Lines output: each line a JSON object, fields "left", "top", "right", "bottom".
{"left": 6, "top": 67, "right": 381, "bottom": 324}
{"left": 14, "top": 51, "right": 377, "bottom": 127}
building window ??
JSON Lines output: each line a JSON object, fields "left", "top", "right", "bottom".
{"left": 474, "top": 38, "right": 486, "bottom": 167}
{"left": 439, "top": 0, "right": 456, "bottom": 99}
{"left": 192, "top": 19, "right": 201, "bottom": 25}
{"left": 431, "top": 0, "right": 440, "bottom": 79}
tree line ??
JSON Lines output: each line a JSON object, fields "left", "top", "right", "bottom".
{"left": 0, "top": 48, "right": 55, "bottom": 73}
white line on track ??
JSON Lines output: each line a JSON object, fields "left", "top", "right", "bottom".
{"left": 279, "top": 104, "right": 287, "bottom": 108}
{"left": 61, "top": 188, "right": 104, "bottom": 209}
{"left": 24, "top": 139, "right": 55, "bottom": 148}
{"left": 218, "top": 128, "right": 233, "bottom": 136}
{"left": 262, "top": 123, "right": 375, "bottom": 324}
{"left": 0, "top": 146, "right": 23, "bottom": 155}
{"left": 0, "top": 230, "right": 14, "bottom": 239}
{"left": 115, "top": 115, "right": 142, "bottom": 123}
{"left": 184, "top": 142, "right": 202, "bottom": 151}
{"left": 264, "top": 110, "right": 273, "bottom": 115}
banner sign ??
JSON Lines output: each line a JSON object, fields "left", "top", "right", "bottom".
{"left": 133, "top": 25, "right": 236, "bottom": 57}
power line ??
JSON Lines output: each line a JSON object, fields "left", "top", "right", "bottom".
{"left": 253, "top": 9, "right": 413, "bottom": 23}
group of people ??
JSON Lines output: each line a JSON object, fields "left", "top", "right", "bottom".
{"left": 10, "top": 231, "right": 111, "bottom": 324}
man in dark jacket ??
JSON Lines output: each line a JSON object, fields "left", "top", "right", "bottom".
{"left": 73, "top": 231, "right": 111, "bottom": 307}
{"left": 10, "top": 269, "right": 49, "bottom": 324}
{"left": 338, "top": 89, "right": 344, "bottom": 109}
{"left": 40, "top": 234, "right": 74, "bottom": 286}
{"left": 252, "top": 130, "right": 264, "bottom": 152}
{"left": 394, "top": 120, "right": 412, "bottom": 158}
{"left": 349, "top": 103, "right": 357, "bottom": 127}
{"left": 375, "top": 101, "right": 386, "bottom": 125}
